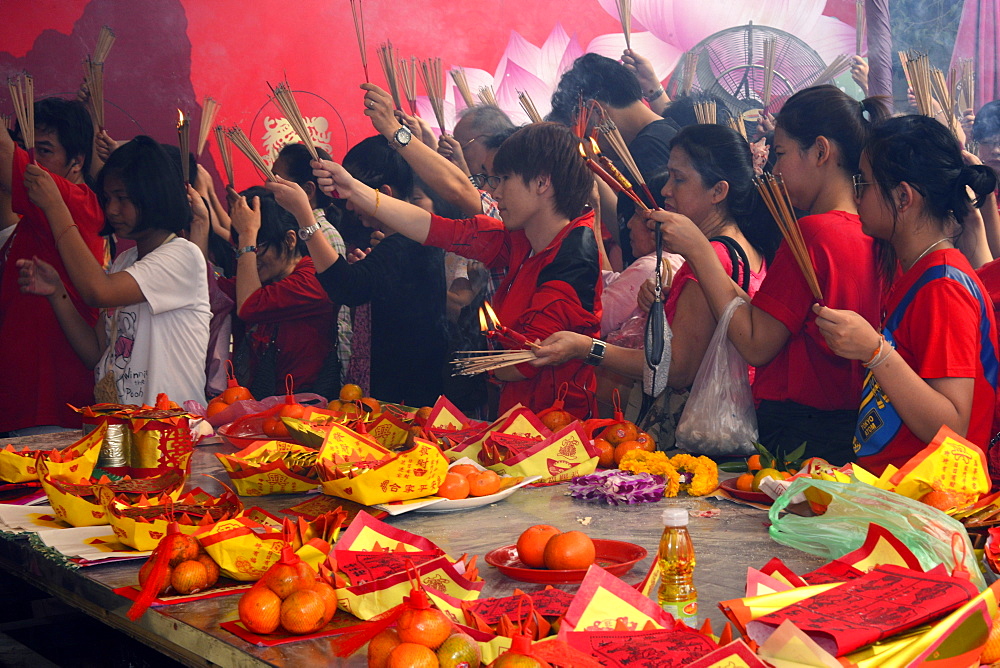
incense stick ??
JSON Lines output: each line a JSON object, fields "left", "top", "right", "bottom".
{"left": 82, "top": 58, "right": 106, "bottom": 129}
{"left": 693, "top": 99, "right": 716, "bottom": 125}
{"left": 599, "top": 120, "right": 657, "bottom": 209}
{"left": 900, "top": 51, "right": 934, "bottom": 117}
{"left": 398, "top": 57, "right": 419, "bottom": 115}
{"left": 897, "top": 50, "right": 914, "bottom": 89}
{"left": 213, "top": 125, "right": 234, "bottom": 187}
{"left": 517, "top": 90, "right": 543, "bottom": 123}
{"left": 728, "top": 116, "right": 747, "bottom": 140}
{"left": 226, "top": 126, "right": 276, "bottom": 181}
{"left": 349, "top": 0, "right": 369, "bottom": 82}
{"left": 761, "top": 37, "right": 777, "bottom": 109}
{"left": 804, "top": 54, "right": 853, "bottom": 88}
{"left": 419, "top": 57, "right": 447, "bottom": 134}
{"left": 0, "top": 114, "right": 11, "bottom": 132}
{"left": 450, "top": 67, "right": 475, "bottom": 109}
{"left": 754, "top": 174, "right": 823, "bottom": 301}
{"left": 477, "top": 85, "right": 498, "bottom": 107}
{"left": 377, "top": 42, "right": 403, "bottom": 111}
{"left": 93, "top": 25, "right": 116, "bottom": 63}
{"left": 196, "top": 97, "right": 219, "bottom": 157}
{"left": 268, "top": 80, "right": 319, "bottom": 160}
{"left": 681, "top": 52, "right": 699, "bottom": 96}
{"left": 451, "top": 350, "right": 537, "bottom": 376}
{"left": 957, "top": 58, "right": 975, "bottom": 112}
{"left": 8, "top": 74, "right": 35, "bottom": 154}
{"left": 930, "top": 67, "right": 958, "bottom": 136}
{"left": 176, "top": 110, "right": 191, "bottom": 184}
{"left": 855, "top": 0, "right": 866, "bottom": 56}
{"left": 615, "top": 0, "right": 633, "bottom": 51}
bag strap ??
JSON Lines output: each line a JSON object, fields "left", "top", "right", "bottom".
{"left": 709, "top": 236, "right": 751, "bottom": 293}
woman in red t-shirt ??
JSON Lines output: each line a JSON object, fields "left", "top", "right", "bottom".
{"left": 813, "top": 115, "right": 999, "bottom": 474}
{"left": 221, "top": 188, "right": 337, "bottom": 398}
{"left": 651, "top": 86, "right": 890, "bottom": 465}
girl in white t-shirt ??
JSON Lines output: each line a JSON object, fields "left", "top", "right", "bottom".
{"left": 17, "top": 136, "right": 210, "bottom": 405}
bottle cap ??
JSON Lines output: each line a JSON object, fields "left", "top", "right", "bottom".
{"left": 661, "top": 507, "right": 688, "bottom": 526}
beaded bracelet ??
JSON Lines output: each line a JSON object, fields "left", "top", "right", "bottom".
{"left": 373, "top": 189, "right": 381, "bottom": 216}
{"left": 863, "top": 334, "right": 884, "bottom": 366}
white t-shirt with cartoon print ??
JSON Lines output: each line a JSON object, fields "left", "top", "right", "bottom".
{"left": 96, "top": 237, "right": 211, "bottom": 405}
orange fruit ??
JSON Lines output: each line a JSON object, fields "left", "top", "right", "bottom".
{"left": 437, "top": 472, "right": 470, "bottom": 500}
{"left": 982, "top": 616, "right": 1000, "bottom": 662}
{"left": 613, "top": 440, "right": 645, "bottom": 465}
{"left": 339, "top": 383, "right": 364, "bottom": 402}
{"left": 450, "top": 464, "right": 479, "bottom": 478}
{"left": 262, "top": 561, "right": 310, "bottom": 600}
{"left": 397, "top": 606, "right": 453, "bottom": 649}
{"left": 594, "top": 437, "right": 615, "bottom": 468}
{"left": 516, "top": 525, "right": 561, "bottom": 569}
{"left": 262, "top": 417, "right": 289, "bottom": 438}
{"left": 920, "top": 489, "right": 966, "bottom": 512}
{"left": 221, "top": 385, "right": 253, "bottom": 404}
{"left": 205, "top": 398, "right": 229, "bottom": 418}
{"left": 436, "top": 632, "right": 482, "bottom": 668}
{"left": 541, "top": 410, "right": 574, "bottom": 432}
{"left": 414, "top": 406, "right": 433, "bottom": 425}
{"left": 369, "top": 628, "right": 403, "bottom": 668}
{"left": 751, "top": 468, "right": 782, "bottom": 492}
{"left": 635, "top": 431, "right": 656, "bottom": 451}
{"left": 388, "top": 642, "right": 439, "bottom": 668}
{"left": 493, "top": 653, "right": 545, "bottom": 667}
{"left": 603, "top": 421, "right": 639, "bottom": 445}
{"left": 467, "top": 470, "right": 502, "bottom": 497}
{"left": 238, "top": 585, "right": 282, "bottom": 634}
{"left": 196, "top": 553, "right": 220, "bottom": 588}
{"left": 171, "top": 559, "right": 210, "bottom": 595}
{"left": 746, "top": 454, "right": 764, "bottom": 471}
{"left": 340, "top": 402, "right": 363, "bottom": 419}
{"left": 543, "top": 530, "right": 596, "bottom": 570}
{"left": 735, "top": 472, "right": 755, "bottom": 492}
{"left": 138, "top": 558, "right": 172, "bottom": 596}
{"left": 359, "top": 396, "right": 381, "bottom": 414}
{"left": 163, "top": 533, "right": 201, "bottom": 567}
{"left": 327, "top": 399, "right": 343, "bottom": 411}
{"left": 310, "top": 581, "right": 338, "bottom": 625}
{"left": 280, "top": 588, "right": 327, "bottom": 634}
{"left": 279, "top": 403, "right": 305, "bottom": 419}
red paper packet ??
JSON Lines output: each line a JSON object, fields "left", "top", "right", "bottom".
{"left": 221, "top": 608, "right": 368, "bottom": 647}
{"left": 563, "top": 628, "right": 718, "bottom": 667}
{"left": 113, "top": 578, "right": 252, "bottom": 607}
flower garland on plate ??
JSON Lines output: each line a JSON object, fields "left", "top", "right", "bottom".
{"left": 619, "top": 451, "right": 719, "bottom": 497}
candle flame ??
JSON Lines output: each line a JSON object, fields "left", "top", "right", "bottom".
{"left": 589, "top": 136, "right": 601, "bottom": 155}
{"left": 578, "top": 142, "right": 587, "bottom": 159}
{"left": 483, "top": 301, "right": 500, "bottom": 329}
{"left": 177, "top": 109, "right": 186, "bottom": 127}
{"left": 478, "top": 307, "right": 488, "bottom": 332}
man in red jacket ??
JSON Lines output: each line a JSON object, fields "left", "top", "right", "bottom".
{"left": 313, "top": 122, "right": 602, "bottom": 418}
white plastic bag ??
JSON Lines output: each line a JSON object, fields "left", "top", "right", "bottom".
{"left": 675, "top": 297, "right": 757, "bottom": 455}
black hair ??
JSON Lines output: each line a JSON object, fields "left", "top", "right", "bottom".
{"left": 31, "top": 97, "right": 94, "bottom": 179}
{"left": 670, "top": 124, "right": 782, "bottom": 261}
{"left": 275, "top": 142, "right": 334, "bottom": 209}
{"left": 232, "top": 186, "right": 307, "bottom": 260}
{"left": 96, "top": 136, "right": 191, "bottom": 236}
{"left": 548, "top": 53, "right": 643, "bottom": 126}
{"left": 483, "top": 125, "right": 521, "bottom": 151}
{"left": 661, "top": 94, "right": 735, "bottom": 129}
{"left": 411, "top": 176, "right": 464, "bottom": 219}
{"left": 492, "top": 122, "right": 593, "bottom": 220}
{"left": 776, "top": 85, "right": 889, "bottom": 176}
{"left": 341, "top": 135, "right": 413, "bottom": 200}
{"left": 866, "top": 115, "right": 998, "bottom": 280}
{"left": 973, "top": 100, "right": 1000, "bottom": 143}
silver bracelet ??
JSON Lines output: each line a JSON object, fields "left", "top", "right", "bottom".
{"left": 643, "top": 87, "right": 665, "bottom": 102}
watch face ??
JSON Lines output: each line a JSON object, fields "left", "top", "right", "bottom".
{"left": 395, "top": 126, "right": 412, "bottom": 145}
{"left": 298, "top": 225, "right": 316, "bottom": 240}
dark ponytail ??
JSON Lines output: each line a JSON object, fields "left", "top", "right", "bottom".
{"left": 275, "top": 142, "right": 334, "bottom": 209}
{"left": 670, "top": 124, "right": 782, "bottom": 261}
{"left": 776, "top": 85, "right": 890, "bottom": 175}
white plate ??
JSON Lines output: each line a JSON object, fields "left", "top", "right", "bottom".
{"left": 412, "top": 475, "right": 541, "bottom": 513}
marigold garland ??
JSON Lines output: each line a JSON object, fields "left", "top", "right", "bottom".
{"left": 619, "top": 451, "right": 718, "bottom": 497}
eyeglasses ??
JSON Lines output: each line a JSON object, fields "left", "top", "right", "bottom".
{"left": 852, "top": 173, "right": 877, "bottom": 200}
{"left": 254, "top": 242, "right": 270, "bottom": 256}
{"left": 471, "top": 173, "right": 501, "bottom": 190}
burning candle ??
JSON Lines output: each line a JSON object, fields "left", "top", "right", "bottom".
{"left": 176, "top": 109, "right": 190, "bottom": 184}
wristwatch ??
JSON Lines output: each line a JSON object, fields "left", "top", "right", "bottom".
{"left": 298, "top": 222, "right": 322, "bottom": 241}
{"left": 389, "top": 125, "right": 412, "bottom": 149}
{"left": 236, "top": 245, "right": 257, "bottom": 258}
{"left": 584, "top": 338, "right": 607, "bottom": 366}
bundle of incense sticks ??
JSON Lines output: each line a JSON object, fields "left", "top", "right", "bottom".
{"left": 269, "top": 80, "right": 319, "bottom": 160}
{"left": 901, "top": 51, "right": 934, "bottom": 117}
{"left": 176, "top": 110, "right": 191, "bottom": 183}
{"left": 226, "top": 126, "right": 276, "bottom": 181}
{"left": 616, "top": 0, "right": 633, "bottom": 51}
{"left": 377, "top": 42, "right": 402, "bottom": 111}
{"left": 450, "top": 67, "right": 475, "bottom": 109}
{"left": 755, "top": 174, "right": 823, "bottom": 301}
{"left": 579, "top": 141, "right": 647, "bottom": 211}
{"left": 693, "top": 99, "right": 716, "bottom": 125}
{"left": 804, "top": 54, "right": 853, "bottom": 88}
{"left": 398, "top": 56, "right": 418, "bottom": 115}
{"left": 728, "top": 115, "right": 747, "bottom": 140}
{"left": 196, "top": 97, "right": 219, "bottom": 156}
{"left": 897, "top": 50, "right": 914, "bottom": 89}
{"left": 419, "top": 57, "right": 447, "bottom": 134}
{"left": 82, "top": 58, "right": 106, "bottom": 129}
{"left": 451, "top": 350, "right": 537, "bottom": 376}
{"left": 957, "top": 59, "right": 975, "bottom": 112}
{"left": 681, "top": 52, "right": 699, "bottom": 96}
{"left": 7, "top": 73, "right": 35, "bottom": 153}
{"left": 761, "top": 37, "right": 777, "bottom": 109}
{"left": 1, "top": 114, "right": 11, "bottom": 132}
{"left": 213, "top": 125, "right": 234, "bottom": 186}
{"left": 856, "top": 0, "right": 866, "bottom": 56}
{"left": 931, "top": 67, "right": 959, "bottom": 135}
{"left": 477, "top": 85, "right": 498, "bottom": 107}
{"left": 350, "top": 0, "right": 369, "bottom": 82}
{"left": 93, "top": 25, "right": 116, "bottom": 63}
{"left": 517, "top": 90, "right": 543, "bottom": 123}
{"left": 599, "top": 120, "right": 657, "bottom": 209}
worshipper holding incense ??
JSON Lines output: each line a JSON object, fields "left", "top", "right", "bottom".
{"left": 647, "top": 86, "right": 889, "bottom": 465}
{"left": 812, "top": 115, "right": 999, "bottom": 474}
{"left": 312, "top": 122, "right": 602, "bottom": 418}
{"left": 531, "top": 125, "right": 777, "bottom": 437}
{"left": 0, "top": 98, "right": 107, "bottom": 434}
{"left": 17, "top": 136, "right": 210, "bottom": 406}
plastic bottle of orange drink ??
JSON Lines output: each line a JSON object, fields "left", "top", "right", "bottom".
{"left": 657, "top": 507, "right": 698, "bottom": 625}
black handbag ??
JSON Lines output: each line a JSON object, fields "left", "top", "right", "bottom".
{"left": 233, "top": 326, "right": 280, "bottom": 400}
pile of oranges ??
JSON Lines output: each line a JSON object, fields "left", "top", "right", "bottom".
{"left": 515, "top": 525, "right": 596, "bottom": 571}
{"left": 327, "top": 383, "right": 382, "bottom": 420}
{"left": 436, "top": 464, "right": 503, "bottom": 500}
{"left": 367, "top": 604, "right": 481, "bottom": 668}
{"left": 237, "top": 548, "right": 338, "bottom": 636}
{"left": 733, "top": 454, "right": 794, "bottom": 493}
{"left": 593, "top": 420, "right": 655, "bottom": 469}
{"left": 138, "top": 532, "right": 220, "bottom": 596}
{"left": 205, "top": 382, "right": 254, "bottom": 419}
